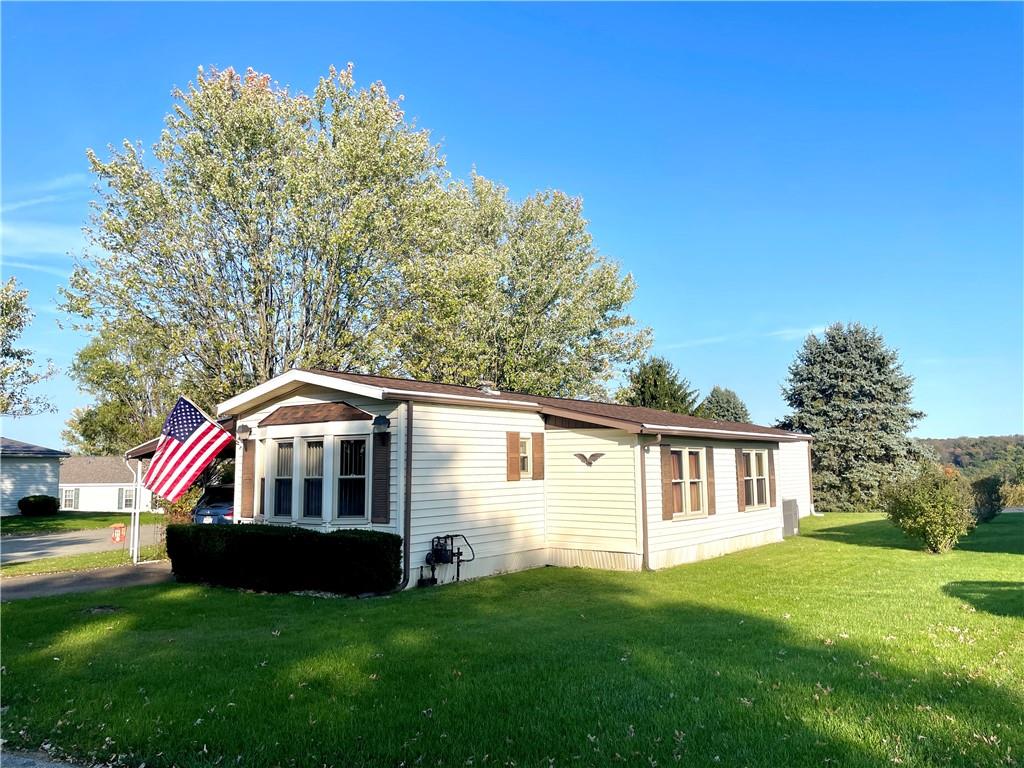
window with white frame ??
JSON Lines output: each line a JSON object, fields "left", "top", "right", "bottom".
{"left": 336, "top": 437, "right": 367, "bottom": 518}
{"left": 274, "top": 440, "right": 293, "bottom": 517}
{"left": 302, "top": 439, "right": 324, "bottom": 519}
{"left": 669, "top": 448, "right": 707, "bottom": 518}
{"left": 519, "top": 437, "right": 532, "bottom": 475}
{"left": 742, "top": 449, "right": 770, "bottom": 509}
{"left": 62, "top": 488, "right": 77, "bottom": 510}
{"left": 120, "top": 487, "right": 136, "bottom": 510}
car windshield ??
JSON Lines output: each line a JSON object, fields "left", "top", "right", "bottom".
{"left": 200, "top": 486, "right": 233, "bottom": 505}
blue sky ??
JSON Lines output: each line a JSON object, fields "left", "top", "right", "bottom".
{"left": 2, "top": 2, "right": 1021, "bottom": 446}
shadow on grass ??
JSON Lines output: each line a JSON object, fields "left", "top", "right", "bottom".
{"left": 957, "top": 515, "right": 1024, "bottom": 555}
{"left": 943, "top": 580, "right": 1024, "bottom": 618}
{"left": 1, "top": 569, "right": 1020, "bottom": 768}
{"left": 801, "top": 518, "right": 919, "bottom": 551}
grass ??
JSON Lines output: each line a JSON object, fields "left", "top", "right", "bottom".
{"left": 1, "top": 513, "right": 1021, "bottom": 768}
{"left": 0, "top": 511, "right": 164, "bottom": 537}
{"left": 0, "top": 544, "right": 166, "bottom": 578}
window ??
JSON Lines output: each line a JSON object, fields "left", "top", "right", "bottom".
{"left": 519, "top": 437, "right": 532, "bottom": 475}
{"left": 303, "top": 439, "right": 324, "bottom": 519}
{"left": 336, "top": 437, "right": 367, "bottom": 518}
{"left": 669, "top": 448, "right": 706, "bottom": 518}
{"left": 742, "top": 449, "right": 770, "bottom": 509}
{"left": 121, "top": 487, "right": 136, "bottom": 510}
{"left": 274, "top": 440, "right": 293, "bottom": 518}
{"left": 62, "top": 488, "right": 76, "bottom": 510}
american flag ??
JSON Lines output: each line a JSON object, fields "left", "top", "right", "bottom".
{"left": 143, "top": 397, "right": 233, "bottom": 502}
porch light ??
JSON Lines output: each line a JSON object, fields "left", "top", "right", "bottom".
{"left": 372, "top": 415, "right": 391, "bottom": 433}
{"left": 236, "top": 424, "right": 251, "bottom": 439}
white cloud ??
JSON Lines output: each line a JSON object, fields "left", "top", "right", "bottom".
{"left": 659, "top": 324, "right": 825, "bottom": 351}
{"left": 0, "top": 222, "right": 83, "bottom": 257}
{"left": 1, "top": 195, "right": 64, "bottom": 214}
{"left": 33, "top": 173, "right": 89, "bottom": 193}
{"left": 3, "top": 260, "right": 72, "bottom": 279}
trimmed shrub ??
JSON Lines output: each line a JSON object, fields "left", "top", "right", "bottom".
{"left": 971, "top": 475, "right": 1003, "bottom": 523}
{"left": 166, "top": 524, "right": 402, "bottom": 595}
{"left": 883, "top": 463, "right": 975, "bottom": 553}
{"left": 17, "top": 495, "right": 59, "bottom": 517}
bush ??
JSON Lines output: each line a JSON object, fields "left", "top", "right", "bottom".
{"left": 17, "top": 495, "right": 59, "bottom": 517}
{"left": 882, "top": 463, "right": 975, "bottom": 553}
{"left": 166, "top": 523, "right": 402, "bottom": 595}
{"left": 1000, "top": 481, "right": 1024, "bottom": 508}
{"left": 971, "top": 475, "right": 1003, "bottom": 523}
{"left": 155, "top": 486, "right": 202, "bottom": 525}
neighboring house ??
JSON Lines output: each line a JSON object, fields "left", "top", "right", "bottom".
{"left": 58, "top": 456, "right": 153, "bottom": 513}
{"left": 195, "top": 369, "right": 814, "bottom": 587}
{"left": 0, "top": 438, "right": 69, "bottom": 516}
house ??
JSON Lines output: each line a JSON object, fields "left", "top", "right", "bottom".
{"left": 206, "top": 369, "right": 814, "bottom": 587}
{"left": 0, "top": 437, "right": 70, "bottom": 516}
{"left": 59, "top": 456, "right": 153, "bottom": 513}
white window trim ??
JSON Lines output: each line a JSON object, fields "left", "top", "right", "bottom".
{"left": 519, "top": 436, "right": 532, "bottom": 477}
{"left": 61, "top": 488, "right": 76, "bottom": 510}
{"left": 300, "top": 437, "right": 325, "bottom": 520}
{"left": 122, "top": 487, "right": 136, "bottom": 511}
{"left": 271, "top": 439, "right": 295, "bottom": 519}
{"left": 742, "top": 449, "right": 771, "bottom": 511}
{"left": 670, "top": 447, "right": 708, "bottom": 520}
{"left": 334, "top": 435, "right": 371, "bottom": 522}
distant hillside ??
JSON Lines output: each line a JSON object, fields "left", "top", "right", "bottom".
{"left": 917, "top": 434, "right": 1024, "bottom": 478}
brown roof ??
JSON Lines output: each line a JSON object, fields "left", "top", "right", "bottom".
{"left": 304, "top": 369, "right": 808, "bottom": 441}
{"left": 60, "top": 456, "right": 150, "bottom": 485}
{"left": 259, "top": 402, "right": 372, "bottom": 427}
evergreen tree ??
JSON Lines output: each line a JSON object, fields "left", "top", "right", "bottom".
{"left": 779, "top": 323, "right": 923, "bottom": 512}
{"left": 696, "top": 386, "right": 751, "bottom": 423}
{"left": 618, "top": 357, "right": 699, "bottom": 414}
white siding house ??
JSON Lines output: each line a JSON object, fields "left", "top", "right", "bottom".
{"left": 210, "top": 369, "right": 814, "bottom": 588}
{"left": 0, "top": 438, "right": 69, "bottom": 516}
{"left": 58, "top": 456, "right": 153, "bottom": 513}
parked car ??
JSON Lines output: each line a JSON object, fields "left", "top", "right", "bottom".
{"left": 192, "top": 486, "right": 235, "bottom": 525}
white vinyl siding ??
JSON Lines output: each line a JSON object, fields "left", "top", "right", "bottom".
{"left": 776, "top": 440, "right": 814, "bottom": 518}
{"left": 410, "top": 402, "right": 547, "bottom": 583}
{"left": 1, "top": 457, "right": 62, "bottom": 515}
{"left": 645, "top": 441, "right": 784, "bottom": 569}
{"left": 56, "top": 484, "right": 153, "bottom": 513}
{"left": 544, "top": 429, "right": 640, "bottom": 558}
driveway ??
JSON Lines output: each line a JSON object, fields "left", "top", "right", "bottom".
{"left": 1, "top": 560, "right": 173, "bottom": 601}
{"left": 0, "top": 525, "right": 162, "bottom": 564}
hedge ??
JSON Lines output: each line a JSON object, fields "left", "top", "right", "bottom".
{"left": 165, "top": 523, "right": 402, "bottom": 595}
{"left": 18, "top": 495, "right": 59, "bottom": 517}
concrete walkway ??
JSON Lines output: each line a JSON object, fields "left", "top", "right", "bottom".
{"left": 1, "top": 752, "right": 77, "bottom": 768}
{"left": 1, "top": 560, "right": 173, "bottom": 601}
{"left": 0, "top": 525, "right": 161, "bottom": 564}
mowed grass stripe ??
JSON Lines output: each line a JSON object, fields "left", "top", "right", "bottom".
{"left": 1, "top": 513, "right": 1020, "bottom": 767}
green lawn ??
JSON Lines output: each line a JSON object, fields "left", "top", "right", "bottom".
{"left": 1, "top": 513, "right": 1021, "bottom": 768}
{"left": 0, "top": 511, "right": 164, "bottom": 537}
{"left": 0, "top": 544, "right": 166, "bottom": 578}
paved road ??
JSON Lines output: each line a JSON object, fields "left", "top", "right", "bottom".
{"left": 1, "top": 560, "right": 173, "bottom": 601}
{"left": 0, "top": 525, "right": 162, "bottom": 564}
{"left": 1, "top": 751, "right": 76, "bottom": 768}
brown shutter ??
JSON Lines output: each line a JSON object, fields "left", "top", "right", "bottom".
{"left": 705, "top": 446, "right": 716, "bottom": 516}
{"left": 371, "top": 431, "right": 391, "bottom": 523}
{"left": 531, "top": 432, "right": 544, "bottom": 480}
{"left": 660, "top": 445, "right": 674, "bottom": 520}
{"left": 735, "top": 448, "right": 746, "bottom": 512}
{"left": 506, "top": 431, "right": 521, "bottom": 481}
{"left": 768, "top": 448, "right": 777, "bottom": 508}
{"left": 240, "top": 439, "right": 255, "bottom": 518}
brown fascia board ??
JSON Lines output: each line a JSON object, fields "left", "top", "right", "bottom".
{"left": 539, "top": 405, "right": 642, "bottom": 432}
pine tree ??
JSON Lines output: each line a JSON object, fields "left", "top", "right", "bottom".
{"left": 779, "top": 323, "right": 924, "bottom": 512}
{"left": 696, "top": 386, "right": 751, "bottom": 423}
{"left": 618, "top": 357, "right": 699, "bottom": 414}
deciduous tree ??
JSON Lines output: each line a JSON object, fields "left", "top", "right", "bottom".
{"left": 0, "top": 278, "right": 55, "bottom": 417}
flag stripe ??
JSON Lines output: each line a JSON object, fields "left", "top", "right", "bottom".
{"left": 164, "top": 431, "right": 233, "bottom": 501}
{"left": 142, "top": 397, "right": 234, "bottom": 503}
{"left": 153, "top": 423, "right": 220, "bottom": 497}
